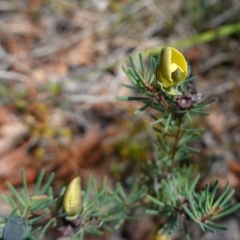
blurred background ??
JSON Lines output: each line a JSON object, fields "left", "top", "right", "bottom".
{"left": 0, "top": 0, "right": 240, "bottom": 239}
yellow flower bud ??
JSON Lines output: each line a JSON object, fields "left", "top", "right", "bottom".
{"left": 157, "top": 47, "right": 188, "bottom": 88}
{"left": 63, "top": 177, "right": 83, "bottom": 220}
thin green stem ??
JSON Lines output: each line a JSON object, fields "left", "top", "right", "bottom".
{"left": 171, "top": 115, "right": 183, "bottom": 162}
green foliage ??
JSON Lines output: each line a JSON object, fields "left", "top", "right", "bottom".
{"left": 0, "top": 169, "right": 57, "bottom": 240}
{"left": 0, "top": 170, "right": 146, "bottom": 240}
{"left": 117, "top": 49, "right": 240, "bottom": 239}
{"left": 1, "top": 48, "right": 239, "bottom": 240}
{"left": 68, "top": 176, "right": 147, "bottom": 239}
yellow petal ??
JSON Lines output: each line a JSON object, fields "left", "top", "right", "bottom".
{"left": 157, "top": 47, "right": 173, "bottom": 88}
{"left": 170, "top": 63, "right": 178, "bottom": 72}
{"left": 63, "top": 177, "right": 83, "bottom": 219}
{"left": 157, "top": 47, "right": 188, "bottom": 88}
{"left": 170, "top": 47, "right": 188, "bottom": 84}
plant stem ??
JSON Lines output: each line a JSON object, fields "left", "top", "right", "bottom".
{"left": 171, "top": 115, "right": 183, "bottom": 162}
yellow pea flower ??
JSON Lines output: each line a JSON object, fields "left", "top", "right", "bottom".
{"left": 157, "top": 47, "right": 188, "bottom": 88}
{"left": 63, "top": 177, "right": 83, "bottom": 220}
